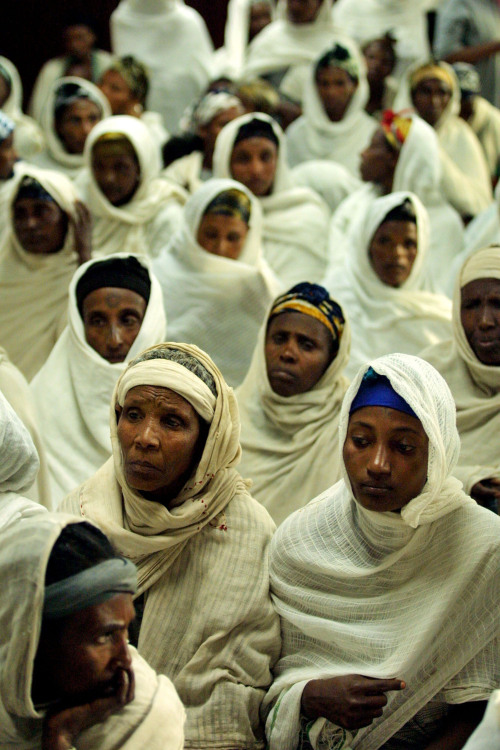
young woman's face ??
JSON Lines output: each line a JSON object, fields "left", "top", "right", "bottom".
{"left": 13, "top": 197, "right": 68, "bottom": 255}
{"left": 197, "top": 213, "right": 249, "bottom": 260}
{"left": 98, "top": 70, "right": 135, "bottom": 116}
{"left": 316, "top": 66, "right": 357, "bottom": 122}
{"left": 56, "top": 99, "right": 102, "bottom": 154}
{"left": 230, "top": 137, "right": 278, "bottom": 197}
{"left": 343, "top": 405, "right": 428, "bottom": 512}
{"left": 359, "top": 129, "right": 398, "bottom": 187}
{"left": 411, "top": 77, "right": 452, "bottom": 127}
{"left": 92, "top": 142, "right": 141, "bottom": 206}
{"left": 368, "top": 219, "right": 418, "bottom": 287}
{"left": 460, "top": 277, "right": 500, "bottom": 366}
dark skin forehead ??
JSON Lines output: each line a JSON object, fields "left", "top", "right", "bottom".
{"left": 120, "top": 385, "right": 198, "bottom": 418}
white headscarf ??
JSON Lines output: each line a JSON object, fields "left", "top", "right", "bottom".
{"left": 0, "top": 165, "right": 81, "bottom": 381}
{"left": 0, "top": 56, "right": 45, "bottom": 159}
{"left": 76, "top": 115, "right": 186, "bottom": 258}
{"left": 31, "top": 254, "right": 167, "bottom": 506}
{"left": 0, "top": 388, "right": 39, "bottom": 497}
{"left": 237, "top": 292, "right": 351, "bottom": 525}
{"left": 422, "top": 245, "right": 500, "bottom": 492}
{"left": 264, "top": 354, "right": 498, "bottom": 750}
{"left": 153, "top": 178, "right": 281, "bottom": 386}
{"left": 213, "top": 112, "right": 330, "bottom": 286}
{"left": 327, "top": 191, "right": 451, "bottom": 378}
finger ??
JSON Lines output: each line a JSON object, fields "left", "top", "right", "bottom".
{"left": 363, "top": 678, "right": 406, "bottom": 694}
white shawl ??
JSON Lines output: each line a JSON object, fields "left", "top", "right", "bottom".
{"left": 153, "top": 178, "right": 281, "bottom": 386}
{"left": 61, "top": 342, "right": 280, "bottom": 748}
{"left": 0, "top": 56, "right": 44, "bottom": 160}
{"left": 31, "top": 76, "right": 111, "bottom": 179}
{"left": 213, "top": 112, "right": 331, "bottom": 287}
{"left": 214, "top": 0, "right": 276, "bottom": 78}
{"left": 421, "top": 245, "right": 500, "bottom": 493}
{"left": 264, "top": 353, "right": 498, "bottom": 750}
{"left": 0, "top": 165, "right": 81, "bottom": 381}
{"left": 110, "top": 0, "right": 213, "bottom": 132}
{"left": 285, "top": 41, "right": 378, "bottom": 177}
{"left": 326, "top": 191, "right": 452, "bottom": 379}
{"left": 76, "top": 115, "right": 186, "bottom": 258}
{"left": 469, "top": 95, "right": 500, "bottom": 181}
{"left": 31, "top": 254, "right": 167, "bottom": 507}
{"left": 237, "top": 301, "right": 351, "bottom": 526}
{"left": 0, "top": 512, "right": 185, "bottom": 750}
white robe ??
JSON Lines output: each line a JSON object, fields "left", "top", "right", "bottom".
{"left": 468, "top": 95, "right": 500, "bottom": 182}
{"left": 213, "top": 0, "right": 276, "bottom": 78}
{"left": 153, "top": 179, "right": 281, "bottom": 386}
{"left": 0, "top": 56, "right": 44, "bottom": 160}
{"left": 31, "top": 255, "right": 167, "bottom": 507}
{"left": 212, "top": 112, "right": 331, "bottom": 287}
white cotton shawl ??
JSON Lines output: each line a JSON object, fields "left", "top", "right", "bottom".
{"left": 236, "top": 302, "right": 351, "bottom": 526}
{"left": 0, "top": 165, "right": 80, "bottom": 381}
{"left": 111, "top": 0, "right": 213, "bottom": 132}
{"left": 30, "top": 254, "right": 167, "bottom": 507}
{"left": 61, "top": 342, "right": 280, "bottom": 748}
{"left": 326, "top": 191, "right": 452, "bottom": 379}
{"left": 462, "top": 691, "right": 500, "bottom": 750}
{"left": 285, "top": 42, "right": 378, "bottom": 177}
{"left": 76, "top": 115, "right": 186, "bottom": 258}
{"left": 0, "top": 512, "right": 185, "bottom": 750}
{"left": 213, "top": 112, "right": 331, "bottom": 286}
{"left": 31, "top": 76, "right": 111, "bottom": 178}
{"left": 214, "top": 0, "right": 276, "bottom": 78}
{"left": 0, "top": 56, "right": 44, "bottom": 160}
{"left": 469, "top": 95, "right": 500, "bottom": 181}
{"left": 264, "top": 353, "right": 498, "bottom": 750}
{"left": 421, "top": 245, "right": 500, "bottom": 493}
{"left": 153, "top": 178, "right": 281, "bottom": 386}
{"left": 394, "top": 61, "right": 492, "bottom": 217}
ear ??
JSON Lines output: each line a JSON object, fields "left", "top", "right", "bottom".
{"left": 115, "top": 404, "right": 123, "bottom": 424}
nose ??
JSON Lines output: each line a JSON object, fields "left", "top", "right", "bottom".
{"left": 81, "top": 118, "right": 95, "bottom": 137}
{"left": 112, "top": 632, "right": 132, "bottom": 669}
{"left": 107, "top": 323, "right": 124, "bottom": 350}
{"left": 249, "top": 156, "right": 264, "bottom": 177}
{"left": 478, "top": 303, "right": 495, "bottom": 329}
{"left": 279, "top": 338, "right": 299, "bottom": 362}
{"left": 366, "top": 442, "right": 390, "bottom": 477}
{"left": 134, "top": 415, "right": 160, "bottom": 449}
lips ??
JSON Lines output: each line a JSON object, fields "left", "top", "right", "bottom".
{"left": 269, "top": 368, "right": 297, "bottom": 382}
{"left": 128, "top": 460, "right": 161, "bottom": 474}
{"left": 360, "top": 483, "right": 393, "bottom": 496}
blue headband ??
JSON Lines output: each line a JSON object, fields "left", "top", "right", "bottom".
{"left": 349, "top": 367, "right": 418, "bottom": 418}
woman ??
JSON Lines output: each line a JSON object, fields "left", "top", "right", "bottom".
{"left": 326, "top": 192, "right": 451, "bottom": 379}
{"left": 215, "top": 0, "right": 275, "bottom": 77}
{"left": 0, "top": 165, "right": 90, "bottom": 381}
{"left": 237, "top": 283, "right": 350, "bottom": 525}
{"left": 422, "top": 245, "right": 500, "bottom": 513}
{"left": 153, "top": 179, "right": 280, "bottom": 386}
{"left": 0, "top": 514, "right": 185, "bottom": 749}
{"left": 99, "top": 55, "right": 169, "bottom": 148}
{"left": 362, "top": 35, "right": 397, "bottom": 119}
{"left": 264, "top": 353, "right": 500, "bottom": 749}
{"left": 62, "top": 342, "right": 281, "bottom": 748}
{"left": 77, "top": 115, "right": 186, "bottom": 258}
{"left": 31, "top": 254, "right": 167, "bottom": 506}
{"left": 213, "top": 112, "right": 330, "bottom": 286}
{"left": 286, "top": 41, "right": 377, "bottom": 176}
{"left": 31, "top": 77, "right": 111, "bottom": 179}
{"left": 395, "top": 61, "right": 492, "bottom": 220}
{"left": 0, "top": 56, "right": 44, "bottom": 159}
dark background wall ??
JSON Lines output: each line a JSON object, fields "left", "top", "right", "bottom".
{"left": 0, "top": 1, "right": 229, "bottom": 106}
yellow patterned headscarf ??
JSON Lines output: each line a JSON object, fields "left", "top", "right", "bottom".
{"left": 269, "top": 282, "right": 345, "bottom": 347}
{"left": 410, "top": 63, "right": 454, "bottom": 92}
{"left": 381, "top": 109, "right": 413, "bottom": 152}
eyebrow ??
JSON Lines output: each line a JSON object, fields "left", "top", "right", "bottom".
{"left": 350, "top": 420, "right": 421, "bottom": 435}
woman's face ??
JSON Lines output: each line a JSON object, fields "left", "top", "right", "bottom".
{"left": 360, "top": 129, "right": 398, "bottom": 188}
{"left": 13, "top": 197, "right": 68, "bottom": 254}
{"left": 287, "top": 0, "right": 322, "bottom": 24}
{"left": 363, "top": 41, "right": 394, "bottom": 86}
{"left": 265, "top": 310, "right": 334, "bottom": 396}
{"left": 116, "top": 385, "right": 202, "bottom": 504}
{"left": 316, "top": 66, "right": 357, "bottom": 122}
{"left": 460, "top": 277, "right": 500, "bottom": 366}
{"left": 197, "top": 212, "right": 249, "bottom": 260}
{"left": 368, "top": 219, "right": 418, "bottom": 287}
{"left": 411, "top": 77, "right": 452, "bottom": 128}
{"left": 98, "top": 70, "right": 135, "bottom": 116}
{"left": 343, "top": 405, "right": 429, "bottom": 512}
{"left": 249, "top": 2, "right": 273, "bottom": 41}
{"left": 230, "top": 136, "right": 278, "bottom": 197}
{"left": 56, "top": 99, "right": 102, "bottom": 154}
{"left": 82, "top": 287, "right": 147, "bottom": 364}
{"left": 92, "top": 142, "right": 141, "bottom": 206}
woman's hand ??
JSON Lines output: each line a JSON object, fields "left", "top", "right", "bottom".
{"left": 470, "top": 478, "right": 500, "bottom": 512}
{"left": 72, "top": 200, "right": 93, "bottom": 266}
{"left": 301, "top": 674, "right": 406, "bottom": 730}
{"left": 41, "top": 668, "right": 135, "bottom": 750}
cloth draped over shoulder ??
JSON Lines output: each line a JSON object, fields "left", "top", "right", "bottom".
{"left": 31, "top": 254, "right": 167, "bottom": 506}
{"left": 31, "top": 77, "right": 111, "bottom": 179}
{"left": 264, "top": 353, "right": 498, "bottom": 750}
{"left": 422, "top": 245, "right": 500, "bottom": 493}
{"left": 0, "top": 512, "right": 185, "bottom": 750}
{"left": 61, "top": 342, "right": 280, "bottom": 748}
{"left": 237, "top": 301, "right": 351, "bottom": 525}
{"left": 111, "top": 0, "right": 213, "bottom": 133}
{"left": 213, "top": 0, "right": 276, "bottom": 78}
{"left": 152, "top": 178, "right": 281, "bottom": 386}
{"left": 325, "top": 191, "right": 452, "bottom": 379}
{"left": 0, "top": 165, "right": 80, "bottom": 381}
{"left": 213, "top": 112, "right": 331, "bottom": 287}
{"left": 76, "top": 115, "right": 186, "bottom": 258}
{"left": 285, "top": 40, "right": 378, "bottom": 177}
{"left": 0, "top": 56, "right": 44, "bottom": 159}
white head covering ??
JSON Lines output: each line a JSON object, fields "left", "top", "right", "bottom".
{"left": 153, "top": 178, "right": 281, "bottom": 385}
{"left": 0, "top": 56, "right": 45, "bottom": 160}
{"left": 237, "top": 291, "right": 351, "bottom": 525}
{"left": 0, "top": 388, "right": 39, "bottom": 497}
{"left": 213, "top": 112, "right": 330, "bottom": 285}
{"left": 31, "top": 254, "right": 167, "bottom": 505}
{"left": 0, "top": 164, "right": 81, "bottom": 381}
{"left": 215, "top": 0, "right": 275, "bottom": 77}
{"left": 264, "top": 354, "right": 498, "bottom": 750}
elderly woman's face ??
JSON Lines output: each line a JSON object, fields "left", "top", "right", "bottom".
{"left": 116, "top": 385, "right": 202, "bottom": 504}
{"left": 343, "top": 406, "right": 428, "bottom": 512}
{"left": 369, "top": 219, "right": 418, "bottom": 287}
{"left": 13, "top": 197, "right": 68, "bottom": 254}
{"left": 82, "top": 287, "right": 147, "bottom": 364}
{"left": 461, "top": 277, "right": 500, "bottom": 366}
